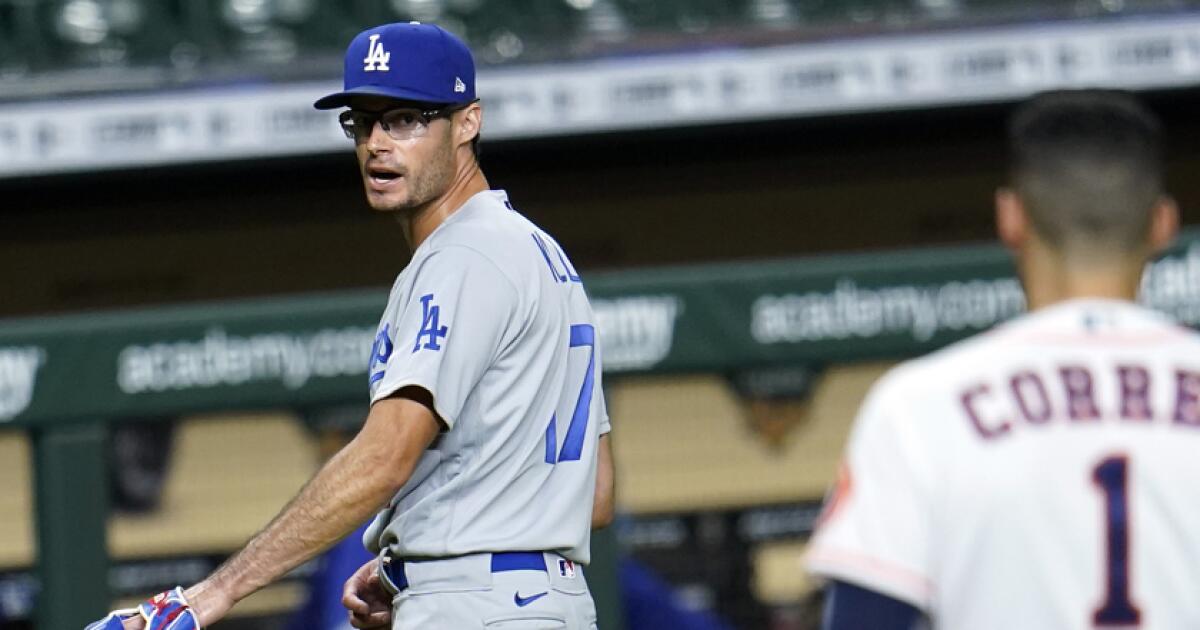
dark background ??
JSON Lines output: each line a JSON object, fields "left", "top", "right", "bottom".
{"left": 4, "top": 87, "right": 1199, "bottom": 320}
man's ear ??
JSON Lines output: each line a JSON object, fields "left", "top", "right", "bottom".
{"left": 995, "top": 187, "right": 1029, "bottom": 252}
{"left": 456, "top": 103, "right": 482, "bottom": 149}
{"left": 1147, "top": 195, "right": 1180, "bottom": 255}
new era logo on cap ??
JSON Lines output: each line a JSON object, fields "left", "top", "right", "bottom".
{"left": 315, "top": 22, "right": 476, "bottom": 110}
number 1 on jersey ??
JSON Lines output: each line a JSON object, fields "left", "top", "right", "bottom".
{"left": 545, "top": 324, "right": 596, "bottom": 464}
{"left": 1093, "top": 455, "right": 1141, "bottom": 627}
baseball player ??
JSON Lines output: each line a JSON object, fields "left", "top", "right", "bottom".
{"left": 806, "top": 90, "right": 1199, "bottom": 630}
{"left": 89, "top": 22, "right": 614, "bottom": 630}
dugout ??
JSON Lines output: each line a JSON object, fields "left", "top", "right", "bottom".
{"left": 1, "top": 227, "right": 1198, "bottom": 629}
{"left": 4, "top": 51, "right": 1200, "bottom": 630}
{"left": 3, "top": 94, "right": 1200, "bottom": 629}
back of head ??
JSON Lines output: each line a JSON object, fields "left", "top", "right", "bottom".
{"left": 1008, "top": 89, "right": 1164, "bottom": 258}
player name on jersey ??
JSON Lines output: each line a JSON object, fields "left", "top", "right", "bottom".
{"left": 960, "top": 363, "right": 1200, "bottom": 440}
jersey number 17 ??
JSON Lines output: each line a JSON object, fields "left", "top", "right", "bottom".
{"left": 544, "top": 324, "right": 596, "bottom": 465}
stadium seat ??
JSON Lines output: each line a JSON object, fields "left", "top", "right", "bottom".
{"left": 450, "top": 0, "right": 584, "bottom": 63}
{"left": 184, "top": 0, "right": 360, "bottom": 66}
{"left": 614, "top": 0, "right": 751, "bottom": 34}
{"left": 0, "top": 0, "right": 46, "bottom": 73}
{"left": 36, "top": 0, "right": 182, "bottom": 68}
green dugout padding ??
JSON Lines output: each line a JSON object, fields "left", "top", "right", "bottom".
{"left": 3, "top": 231, "right": 1200, "bottom": 629}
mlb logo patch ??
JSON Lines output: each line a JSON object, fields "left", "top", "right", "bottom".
{"left": 557, "top": 558, "right": 576, "bottom": 579}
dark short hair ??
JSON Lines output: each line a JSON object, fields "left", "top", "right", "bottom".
{"left": 1008, "top": 89, "right": 1164, "bottom": 252}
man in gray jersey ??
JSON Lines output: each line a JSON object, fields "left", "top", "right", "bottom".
{"left": 98, "top": 21, "right": 614, "bottom": 630}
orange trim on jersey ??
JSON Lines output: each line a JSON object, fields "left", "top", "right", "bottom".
{"left": 807, "top": 545, "right": 935, "bottom": 599}
{"left": 815, "top": 461, "right": 853, "bottom": 529}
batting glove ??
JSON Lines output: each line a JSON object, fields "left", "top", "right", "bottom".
{"left": 84, "top": 587, "right": 201, "bottom": 630}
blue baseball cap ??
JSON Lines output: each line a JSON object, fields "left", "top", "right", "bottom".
{"left": 314, "top": 22, "right": 476, "bottom": 110}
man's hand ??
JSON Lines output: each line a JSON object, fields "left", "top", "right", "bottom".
{"left": 343, "top": 557, "right": 393, "bottom": 628}
{"left": 113, "top": 581, "right": 234, "bottom": 629}
{"left": 183, "top": 579, "right": 236, "bottom": 627}
{"left": 87, "top": 586, "right": 226, "bottom": 630}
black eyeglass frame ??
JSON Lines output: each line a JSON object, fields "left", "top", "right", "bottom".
{"left": 337, "top": 99, "right": 479, "bottom": 141}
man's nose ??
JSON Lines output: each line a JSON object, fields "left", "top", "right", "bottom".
{"left": 366, "top": 120, "right": 392, "bottom": 153}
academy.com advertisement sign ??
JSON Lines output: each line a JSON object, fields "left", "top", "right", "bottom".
{"left": 748, "top": 242, "right": 1200, "bottom": 347}
{"left": 750, "top": 277, "right": 1027, "bottom": 345}
{"left": 591, "top": 238, "right": 1200, "bottom": 370}
{"left": 1140, "top": 242, "right": 1200, "bottom": 326}
{"left": 1, "top": 238, "right": 1199, "bottom": 426}
{"left": 115, "top": 327, "right": 374, "bottom": 395}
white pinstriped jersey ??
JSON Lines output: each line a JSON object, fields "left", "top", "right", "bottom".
{"left": 807, "top": 299, "right": 1200, "bottom": 630}
{"left": 362, "top": 190, "right": 609, "bottom": 564}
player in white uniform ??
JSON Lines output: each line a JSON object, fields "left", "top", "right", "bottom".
{"left": 92, "top": 21, "right": 614, "bottom": 630}
{"left": 806, "top": 90, "right": 1197, "bottom": 630}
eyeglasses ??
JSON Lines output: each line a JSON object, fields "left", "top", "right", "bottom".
{"left": 338, "top": 103, "right": 470, "bottom": 142}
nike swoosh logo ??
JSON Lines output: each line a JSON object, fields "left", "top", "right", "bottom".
{"left": 514, "top": 591, "right": 549, "bottom": 607}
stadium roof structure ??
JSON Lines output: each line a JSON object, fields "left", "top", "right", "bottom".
{"left": 2, "top": 0, "right": 1199, "bottom": 176}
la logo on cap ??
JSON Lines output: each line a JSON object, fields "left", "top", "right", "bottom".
{"left": 363, "top": 34, "right": 390, "bottom": 72}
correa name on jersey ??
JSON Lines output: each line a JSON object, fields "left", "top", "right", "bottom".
{"left": 961, "top": 362, "right": 1200, "bottom": 440}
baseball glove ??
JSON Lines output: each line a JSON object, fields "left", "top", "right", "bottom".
{"left": 85, "top": 587, "right": 200, "bottom": 630}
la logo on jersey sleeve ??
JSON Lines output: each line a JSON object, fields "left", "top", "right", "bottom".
{"left": 368, "top": 323, "right": 394, "bottom": 386}
{"left": 413, "top": 293, "right": 449, "bottom": 353}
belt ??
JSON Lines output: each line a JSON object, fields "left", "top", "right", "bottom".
{"left": 383, "top": 551, "right": 547, "bottom": 593}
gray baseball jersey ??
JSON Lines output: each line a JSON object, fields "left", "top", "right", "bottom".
{"left": 362, "top": 189, "right": 610, "bottom": 565}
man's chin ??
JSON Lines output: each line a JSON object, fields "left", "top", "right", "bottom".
{"left": 365, "top": 191, "right": 412, "bottom": 213}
